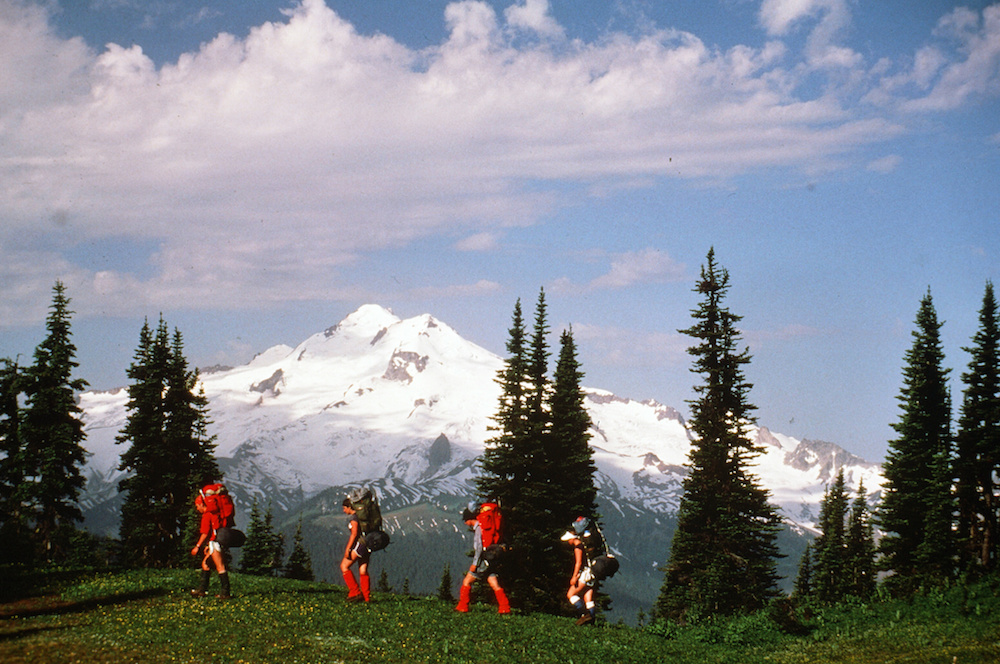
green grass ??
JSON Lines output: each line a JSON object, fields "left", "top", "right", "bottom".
{"left": 2, "top": 569, "right": 1000, "bottom": 663}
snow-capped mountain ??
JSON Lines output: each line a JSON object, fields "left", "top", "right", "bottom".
{"left": 78, "top": 304, "right": 883, "bottom": 531}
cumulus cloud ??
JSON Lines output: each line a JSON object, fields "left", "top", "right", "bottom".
{"left": 504, "top": 0, "right": 563, "bottom": 38}
{"left": 0, "top": 0, "right": 993, "bottom": 324}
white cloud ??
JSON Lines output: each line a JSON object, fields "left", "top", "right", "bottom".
{"left": 552, "top": 249, "right": 686, "bottom": 293}
{"left": 0, "top": 0, "right": 990, "bottom": 324}
{"left": 504, "top": 0, "right": 563, "bottom": 39}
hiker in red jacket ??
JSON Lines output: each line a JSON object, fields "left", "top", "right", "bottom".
{"left": 455, "top": 502, "right": 510, "bottom": 614}
{"left": 190, "top": 494, "right": 231, "bottom": 599}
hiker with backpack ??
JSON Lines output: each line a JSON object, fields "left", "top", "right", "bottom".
{"left": 561, "top": 516, "right": 619, "bottom": 626}
{"left": 454, "top": 500, "right": 510, "bottom": 615}
{"left": 340, "top": 487, "right": 389, "bottom": 603}
{"left": 190, "top": 484, "right": 237, "bottom": 599}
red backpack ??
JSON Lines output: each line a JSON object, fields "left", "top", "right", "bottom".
{"left": 477, "top": 502, "right": 503, "bottom": 548}
{"left": 200, "top": 483, "right": 236, "bottom": 528}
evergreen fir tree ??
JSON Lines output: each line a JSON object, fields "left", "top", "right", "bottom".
{"left": 793, "top": 542, "right": 813, "bottom": 599}
{"left": 548, "top": 327, "right": 598, "bottom": 524}
{"left": 878, "top": 289, "right": 955, "bottom": 592}
{"left": 377, "top": 568, "right": 391, "bottom": 592}
{"left": 477, "top": 298, "right": 529, "bottom": 507}
{"left": 240, "top": 498, "right": 272, "bottom": 575}
{"left": 845, "top": 481, "right": 876, "bottom": 598}
{"left": 20, "top": 282, "right": 89, "bottom": 560}
{"left": 955, "top": 281, "right": 1000, "bottom": 573}
{"left": 401, "top": 577, "right": 411, "bottom": 595}
{"left": 812, "top": 469, "right": 849, "bottom": 603}
{"left": 117, "top": 317, "right": 219, "bottom": 567}
{"left": 655, "top": 249, "right": 782, "bottom": 621}
{"left": 0, "top": 357, "right": 31, "bottom": 564}
{"left": 437, "top": 563, "right": 454, "bottom": 602}
{"left": 283, "top": 517, "right": 314, "bottom": 581}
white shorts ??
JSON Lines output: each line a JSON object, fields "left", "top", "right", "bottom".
{"left": 206, "top": 541, "right": 223, "bottom": 554}
{"left": 579, "top": 566, "right": 595, "bottom": 587}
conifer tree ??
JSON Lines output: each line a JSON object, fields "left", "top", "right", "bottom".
{"left": 117, "top": 317, "right": 219, "bottom": 567}
{"left": 0, "top": 358, "right": 31, "bottom": 564}
{"left": 548, "top": 327, "right": 598, "bottom": 523}
{"left": 877, "top": 290, "right": 955, "bottom": 592}
{"left": 20, "top": 282, "right": 89, "bottom": 560}
{"left": 377, "top": 568, "right": 391, "bottom": 592}
{"left": 477, "top": 292, "right": 601, "bottom": 614}
{"left": 240, "top": 498, "right": 271, "bottom": 575}
{"left": 793, "top": 542, "right": 813, "bottom": 599}
{"left": 845, "top": 481, "right": 876, "bottom": 598}
{"left": 655, "top": 249, "right": 781, "bottom": 621}
{"left": 437, "top": 563, "right": 455, "bottom": 602}
{"left": 812, "top": 469, "right": 849, "bottom": 603}
{"left": 477, "top": 299, "right": 528, "bottom": 507}
{"left": 283, "top": 517, "right": 314, "bottom": 581}
{"left": 955, "top": 281, "right": 1000, "bottom": 572}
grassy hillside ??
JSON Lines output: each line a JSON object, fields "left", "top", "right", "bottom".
{"left": 2, "top": 568, "right": 999, "bottom": 663}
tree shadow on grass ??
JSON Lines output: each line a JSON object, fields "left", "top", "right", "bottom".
{"left": 0, "top": 588, "right": 167, "bottom": 620}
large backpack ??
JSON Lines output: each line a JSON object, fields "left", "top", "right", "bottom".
{"left": 201, "top": 483, "right": 236, "bottom": 528}
{"left": 579, "top": 519, "right": 619, "bottom": 581}
{"left": 348, "top": 486, "right": 384, "bottom": 534}
{"left": 477, "top": 501, "right": 503, "bottom": 549}
{"left": 348, "top": 487, "right": 389, "bottom": 552}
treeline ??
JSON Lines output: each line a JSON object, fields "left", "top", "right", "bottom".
{"left": 0, "top": 282, "right": 314, "bottom": 581}
{"left": 4, "top": 258, "right": 998, "bottom": 627}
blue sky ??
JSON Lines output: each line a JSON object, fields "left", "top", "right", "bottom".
{"left": 1, "top": 0, "right": 998, "bottom": 463}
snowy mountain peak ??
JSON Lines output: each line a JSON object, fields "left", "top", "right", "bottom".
{"left": 78, "top": 304, "right": 883, "bottom": 536}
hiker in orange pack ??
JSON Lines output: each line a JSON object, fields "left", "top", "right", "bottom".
{"left": 190, "top": 491, "right": 232, "bottom": 599}
{"left": 341, "top": 496, "right": 372, "bottom": 603}
{"left": 454, "top": 500, "right": 510, "bottom": 614}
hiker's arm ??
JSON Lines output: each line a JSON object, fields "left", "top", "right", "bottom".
{"left": 344, "top": 520, "right": 358, "bottom": 559}
{"left": 191, "top": 532, "right": 207, "bottom": 556}
{"left": 570, "top": 546, "right": 583, "bottom": 584}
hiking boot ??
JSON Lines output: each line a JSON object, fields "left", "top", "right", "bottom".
{"left": 215, "top": 593, "right": 232, "bottom": 600}
{"left": 575, "top": 614, "right": 595, "bottom": 626}
{"left": 190, "top": 590, "right": 207, "bottom": 598}
{"left": 346, "top": 593, "right": 365, "bottom": 603}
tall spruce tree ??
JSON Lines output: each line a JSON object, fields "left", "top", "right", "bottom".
{"left": 955, "top": 281, "right": 1000, "bottom": 572}
{"left": 20, "top": 282, "right": 89, "bottom": 560}
{"left": 845, "top": 481, "right": 876, "bottom": 598}
{"left": 548, "top": 327, "right": 598, "bottom": 522}
{"left": 812, "top": 469, "right": 849, "bottom": 603}
{"left": 655, "top": 249, "right": 781, "bottom": 621}
{"left": 877, "top": 289, "right": 955, "bottom": 592}
{"left": 117, "top": 317, "right": 219, "bottom": 567}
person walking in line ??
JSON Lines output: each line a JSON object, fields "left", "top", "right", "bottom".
{"left": 455, "top": 501, "right": 510, "bottom": 615}
{"left": 562, "top": 516, "right": 612, "bottom": 625}
{"left": 341, "top": 497, "right": 372, "bottom": 603}
{"left": 190, "top": 493, "right": 231, "bottom": 599}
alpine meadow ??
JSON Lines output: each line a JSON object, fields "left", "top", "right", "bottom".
{"left": 3, "top": 0, "right": 1000, "bottom": 662}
